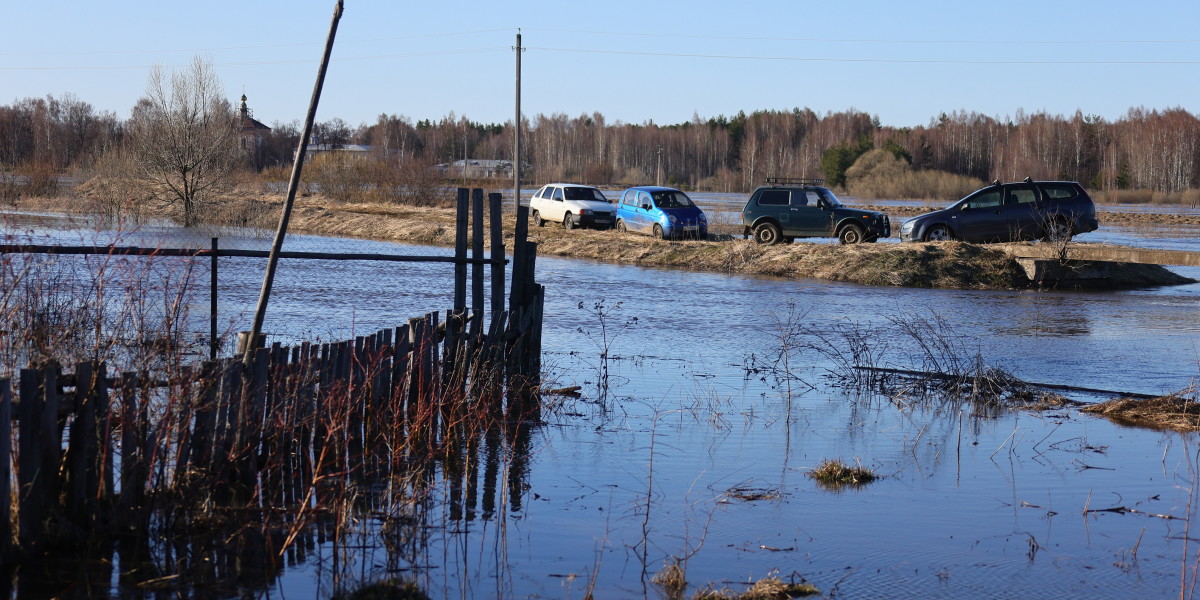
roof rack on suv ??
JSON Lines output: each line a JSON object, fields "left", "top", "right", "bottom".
{"left": 765, "top": 177, "right": 824, "bottom": 186}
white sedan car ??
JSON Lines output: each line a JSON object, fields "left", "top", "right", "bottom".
{"left": 529, "top": 183, "right": 616, "bottom": 230}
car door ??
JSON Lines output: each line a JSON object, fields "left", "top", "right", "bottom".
{"left": 633, "top": 191, "right": 656, "bottom": 232}
{"left": 753, "top": 189, "right": 791, "bottom": 231}
{"left": 618, "top": 190, "right": 647, "bottom": 232}
{"left": 1001, "top": 183, "right": 1041, "bottom": 240}
{"left": 953, "top": 188, "right": 1005, "bottom": 241}
{"left": 791, "top": 190, "right": 834, "bottom": 236}
{"left": 545, "top": 186, "right": 566, "bottom": 222}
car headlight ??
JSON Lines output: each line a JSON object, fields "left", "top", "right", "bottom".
{"left": 699, "top": 214, "right": 707, "bottom": 223}
{"left": 900, "top": 220, "right": 914, "bottom": 234}
{"left": 668, "top": 215, "right": 678, "bottom": 224}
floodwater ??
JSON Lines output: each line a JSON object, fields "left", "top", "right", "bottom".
{"left": 3, "top": 210, "right": 1200, "bottom": 599}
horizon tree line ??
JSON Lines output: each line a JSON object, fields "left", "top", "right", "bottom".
{"left": 2, "top": 89, "right": 1198, "bottom": 196}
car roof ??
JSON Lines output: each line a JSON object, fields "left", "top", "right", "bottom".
{"left": 540, "top": 182, "right": 600, "bottom": 189}
{"left": 995, "top": 180, "right": 1079, "bottom": 186}
{"left": 623, "top": 186, "right": 679, "bottom": 193}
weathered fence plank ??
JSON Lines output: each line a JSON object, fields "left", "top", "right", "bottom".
{"left": 0, "top": 378, "right": 11, "bottom": 557}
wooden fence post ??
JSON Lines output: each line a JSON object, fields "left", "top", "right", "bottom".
{"left": 454, "top": 187, "right": 469, "bottom": 312}
{"left": 68, "top": 361, "right": 109, "bottom": 533}
{"left": 17, "top": 367, "right": 46, "bottom": 550}
{"left": 489, "top": 192, "right": 506, "bottom": 322}
{"left": 472, "top": 188, "right": 485, "bottom": 318}
{"left": 0, "top": 378, "right": 11, "bottom": 557}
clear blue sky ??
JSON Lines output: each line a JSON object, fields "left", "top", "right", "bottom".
{"left": 4, "top": 0, "right": 1198, "bottom": 129}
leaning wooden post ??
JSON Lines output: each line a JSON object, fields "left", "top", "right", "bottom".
{"left": 244, "top": 0, "right": 344, "bottom": 365}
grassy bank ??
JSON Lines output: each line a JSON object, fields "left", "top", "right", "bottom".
{"left": 7, "top": 191, "right": 1195, "bottom": 291}
{"left": 271, "top": 198, "right": 1192, "bottom": 290}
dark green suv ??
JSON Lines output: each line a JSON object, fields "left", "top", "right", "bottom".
{"left": 741, "top": 178, "right": 891, "bottom": 245}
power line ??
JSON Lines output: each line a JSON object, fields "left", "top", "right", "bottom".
{"left": 528, "top": 46, "right": 1200, "bottom": 65}
{"left": 522, "top": 27, "right": 1200, "bottom": 46}
{"left": 0, "top": 48, "right": 508, "bottom": 72}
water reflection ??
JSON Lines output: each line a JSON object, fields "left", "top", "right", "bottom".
{"left": 4, "top": 211, "right": 1200, "bottom": 598}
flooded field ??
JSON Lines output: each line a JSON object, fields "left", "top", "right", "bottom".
{"left": 3, "top": 211, "right": 1200, "bottom": 598}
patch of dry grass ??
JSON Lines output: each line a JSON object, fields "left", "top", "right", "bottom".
{"left": 807, "top": 458, "right": 877, "bottom": 490}
{"left": 739, "top": 577, "right": 820, "bottom": 599}
{"left": 1080, "top": 387, "right": 1200, "bottom": 432}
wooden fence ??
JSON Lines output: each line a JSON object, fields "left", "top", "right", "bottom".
{"left": 0, "top": 187, "right": 545, "bottom": 563}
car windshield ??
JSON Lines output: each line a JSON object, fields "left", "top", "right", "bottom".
{"left": 565, "top": 187, "right": 607, "bottom": 202}
{"left": 820, "top": 189, "right": 843, "bottom": 207}
{"left": 652, "top": 191, "right": 694, "bottom": 208}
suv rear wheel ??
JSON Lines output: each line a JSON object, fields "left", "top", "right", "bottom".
{"left": 753, "top": 222, "right": 782, "bottom": 245}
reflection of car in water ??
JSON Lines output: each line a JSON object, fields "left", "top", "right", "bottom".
{"left": 615, "top": 186, "right": 708, "bottom": 239}
{"left": 899, "top": 179, "right": 1099, "bottom": 243}
{"left": 740, "top": 177, "right": 890, "bottom": 244}
{"left": 529, "top": 183, "right": 616, "bottom": 230}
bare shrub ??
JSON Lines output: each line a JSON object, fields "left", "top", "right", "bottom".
{"left": 367, "top": 155, "right": 454, "bottom": 207}
{"left": 846, "top": 150, "right": 983, "bottom": 200}
{"left": 21, "top": 161, "right": 60, "bottom": 198}
{"left": 76, "top": 147, "right": 150, "bottom": 224}
{"left": 306, "top": 152, "right": 370, "bottom": 203}
{"left": 582, "top": 162, "right": 614, "bottom": 186}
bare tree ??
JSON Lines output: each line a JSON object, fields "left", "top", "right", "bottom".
{"left": 126, "top": 56, "right": 239, "bottom": 227}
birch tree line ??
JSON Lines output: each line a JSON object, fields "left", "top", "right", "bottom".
{"left": 3, "top": 93, "right": 1198, "bottom": 194}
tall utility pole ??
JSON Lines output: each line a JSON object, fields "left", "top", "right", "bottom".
{"left": 512, "top": 33, "right": 527, "bottom": 246}
{"left": 510, "top": 31, "right": 530, "bottom": 311}
{"left": 656, "top": 145, "right": 663, "bottom": 186}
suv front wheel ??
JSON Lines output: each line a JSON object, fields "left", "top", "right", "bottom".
{"left": 838, "top": 224, "right": 865, "bottom": 245}
{"left": 753, "top": 222, "right": 782, "bottom": 245}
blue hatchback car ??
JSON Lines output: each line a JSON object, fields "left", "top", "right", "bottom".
{"left": 615, "top": 186, "right": 707, "bottom": 239}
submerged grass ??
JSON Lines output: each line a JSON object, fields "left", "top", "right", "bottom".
{"left": 807, "top": 458, "right": 877, "bottom": 489}
{"left": 1081, "top": 386, "right": 1200, "bottom": 432}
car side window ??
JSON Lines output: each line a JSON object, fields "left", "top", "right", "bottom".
{"left": 552, "top": 187, "right": 563, "bottom": 201}
{"left": 805, "top": 191, "right": 821, "bottom": 207}
{"left": 758, "top": 190, "right": 789, "bottom": 206}
{"left": 535, "top": 187, "right": 548, "bottom": 199}
{"left": 1040, "top": 184, "right": 1078, "bottom": 200}
{"left": 1006, "top": 185, "right": 1037, "bottom": 205}
{"left": 963, "top": 190, "right": 1002, "bottom": 210}
{"left": 639, "top": 191, "right": 653, "bottom": 208}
